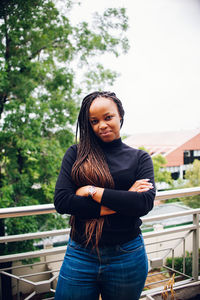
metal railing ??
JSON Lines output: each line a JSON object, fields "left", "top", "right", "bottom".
{"left": 0, "top": 187, "right": 200, "bottom": 299}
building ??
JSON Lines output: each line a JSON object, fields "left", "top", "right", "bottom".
{"left": 124, "top": 128, "right": 200, "bottom": 180}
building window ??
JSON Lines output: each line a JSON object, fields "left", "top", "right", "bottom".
{"left": 184, "top": 150, "right": 190, "bottom": 157}
{"left": 171, "top": 172, "right": 180, "bottom": 180}
{"left": 194, "top": 150, "right": 200, "bottom": 156}
{"left": 184, "top": 150, "right": 200, "bottom": 164}
{"left": 184, "top": 150, "right": 193, "bottom": 164}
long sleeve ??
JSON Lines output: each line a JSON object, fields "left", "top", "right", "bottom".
{"left": 101, "top": 151, "right": 156, "bottom": 217}
{"left": 54, "top": 145, "right": 101, "bottom": 219}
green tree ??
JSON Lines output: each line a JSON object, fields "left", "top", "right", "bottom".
{"left": 152, "top": 154, "right": 172, "bottom": 185}
{"left": 138, "top": 147, "right": 172, "bottom": 185}
{"left": 181, "top": 159, "right": 200, "bottom": 208}
{"left": 0, "top": 0, "right": 129, "bottom": 255}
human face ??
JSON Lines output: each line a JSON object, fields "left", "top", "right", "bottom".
{"left": 89, "top": 97, "right": 121, "bottom": 142}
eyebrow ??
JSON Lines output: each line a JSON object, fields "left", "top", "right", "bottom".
{"left": 89, "top": 112, "right": 112, "bottom": 119}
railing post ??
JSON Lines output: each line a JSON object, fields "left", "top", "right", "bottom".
{"left": 192, "top": 213, "right": 199, "bottom": 280}
{"left": 183, "top": 239, "right": 186, "bottom": 274}
{"left": 17, "top": 278, "right": 20, "bottom": 300}
{"left": 0, "top": 273, "right": 2, "bottom": 300}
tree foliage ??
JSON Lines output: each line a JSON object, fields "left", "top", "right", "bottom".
{"left": 0, "top": 0, "right": 129, "bottom": 254}
{"left": 152, "top": 154, "right": 172, "bottom": 185}
{"left": 181, "top": 159, "right": 200, "bottom": 208}
{"left": 138, "top": 147, "right": 172, "bottom": 185}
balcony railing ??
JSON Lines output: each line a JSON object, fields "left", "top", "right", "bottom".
{"left": 0, "top": 187, "right": 200, "bottom": 300}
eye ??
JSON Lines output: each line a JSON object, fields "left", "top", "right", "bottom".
{"left": 90, "top": 119, "right": 98, "bottom": 125}
{"left": 105, "top": 115, "right": 112, "bottom": 121}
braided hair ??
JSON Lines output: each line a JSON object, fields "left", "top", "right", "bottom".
{"left": 71, "top": 91, "right": 125, "bottom": 248}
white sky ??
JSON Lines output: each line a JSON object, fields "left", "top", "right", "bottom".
{"left": 70, "top": 0, "right": 200, "bottom": 135}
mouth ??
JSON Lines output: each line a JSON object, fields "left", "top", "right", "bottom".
{"left": 100, "top": 131, "right": 112, "bottom": 137}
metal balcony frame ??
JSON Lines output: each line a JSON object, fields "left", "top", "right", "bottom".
{"left": 0, "top": 187, "right": 199, "bottom": 299}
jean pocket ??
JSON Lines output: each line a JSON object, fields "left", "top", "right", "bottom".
{"left": 118, "top": 235, "right": 144, "bottom": 253}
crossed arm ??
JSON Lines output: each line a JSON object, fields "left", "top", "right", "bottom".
{"left": 54, "top": 146, "right": 155, "bottom": 218}
{"left": 76, "top": 179, "right": 154, "bottom": 216}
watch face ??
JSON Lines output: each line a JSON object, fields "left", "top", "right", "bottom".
{"left": 89, "top": 186, "right": 96, "bottom": 197}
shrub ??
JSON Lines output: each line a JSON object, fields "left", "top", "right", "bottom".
{"left": 165, "top": 250, "right": 200, "bottom": 277}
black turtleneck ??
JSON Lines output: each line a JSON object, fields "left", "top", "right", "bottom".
{"left": 54, "top": 138, "right": 155, "bottom": 246}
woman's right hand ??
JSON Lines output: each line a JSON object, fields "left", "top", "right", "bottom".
{"left": 129, "top": 179, "right": 153, "bottom": 193}
{"left": 100, "top": 206, "right": 116, "bottom": 216}
{"left": 100, "top": 179, "right": 153, "bottom": 216}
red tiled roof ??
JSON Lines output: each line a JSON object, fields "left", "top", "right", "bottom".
{"left": 124, "top": 128, "right": 200, "bottom": 156}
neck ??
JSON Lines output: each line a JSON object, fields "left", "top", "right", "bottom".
{"left": 97, "top": 137, "right": 122, "bottom": 150}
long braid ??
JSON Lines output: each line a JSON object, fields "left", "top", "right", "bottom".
{"left": 71, "top": 91, "right": 124, "bottom": 248}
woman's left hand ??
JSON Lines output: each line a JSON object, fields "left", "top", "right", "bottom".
{"left": 76, "top": 186, "right": 89, "bottom": 197}
{"left": 76, "top": 186, "right": 104, "bottom": 204}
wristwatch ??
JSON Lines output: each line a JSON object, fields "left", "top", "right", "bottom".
{"left": 88, "top": 186, "right": 97, "bottom": 198}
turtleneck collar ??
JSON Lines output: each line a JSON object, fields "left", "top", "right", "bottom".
{"left": 97, "top": 137, "right": 122, "bottom": 151}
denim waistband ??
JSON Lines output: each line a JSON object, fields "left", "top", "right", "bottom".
{"left": 68, "top": 234, "right": 144, "bottom": 257}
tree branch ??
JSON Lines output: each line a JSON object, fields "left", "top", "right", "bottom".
{"left": 28, "top": 39, "right": 67, "bottom": 60}
{"left": 0, "top": 94, "right": 8, "bottom": 119}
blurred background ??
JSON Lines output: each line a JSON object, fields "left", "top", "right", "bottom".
{"left": 70, "top": 0, "right": 200, "bottom": 135}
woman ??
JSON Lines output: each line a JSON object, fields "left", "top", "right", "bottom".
{"left": 54, "top": 91, "right": 155, "bottom": 300}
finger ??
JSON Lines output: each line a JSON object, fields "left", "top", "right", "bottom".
{"left": 138, "top": 188, "right": 150, "bottom": 193}
{"left": 141, "top": 181, "right": 153, "bottom": 186}
{"left": 138, "top": 185, "right": 154, "bottom": 191}
{"left": 129, "top": 183, "right": 153, "bottom": 192}
{"left": 130, "top": 179, "right": 150, "bottom": 189}
{"left": 136, "top": 179, "right": 150, "bottom": 183}
{"left": 136, "top": 183, "right": 153, "bottom": 189}
{"left": 136, "top": 180, "right": 151, "bottom": 186}
{"left": 142, "top": 183, "right": 153, "bottom": 188}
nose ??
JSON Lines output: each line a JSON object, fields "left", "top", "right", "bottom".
{"left": 99, "top": 120, "right": 108, "bottom": 129}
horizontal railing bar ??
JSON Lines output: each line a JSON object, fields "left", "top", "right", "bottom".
{"left": 0, "top": 223, "right": 196, "bottom": 246}
{"left": 145, "top": 278, "right": 170, "bottom": 287}
{"left": 147, "top": 271, "right": 168, "bottom": 277}
{"left": 0, "top": 228, "right": 70, "bottom": 243}
{"left": 20, "top": 269, "right": 59, "bottom": 278}
{"left": 147, "top": 247, "right": 172, "bottom": 254}
{"left": 142, "top": 278, "right": 196, "bottom": 297}
{"left": 142, "top": 208, "right": 200, "bottom": 222}
{"left": 0, "top": 271, "right": 35, "bottom": 285}
{"left": 0, "top": 232, "right": 186, "bottom": 246}
{"left": 0, "top": 246, "right": 66, "bottom": 263}
{"left": 145, "top": 275, "right": 182, "bottom": 287}
{"left": 0, "top": 271, "right": 58, "bottom": 289}
{"left": 145, "top": 236, "right": 184, "bottom": 246}
{"left": 155, "top": 186, "right": 200, "bottom": 201}
{"left": 0, "top": 271, "right": 58, "bottom": 286}
{"left": 143, "top": 224, "right": 195, "bottom": 238}
{"left": 1, "top": 187, "right": 200, "bottom": 219}
{"left": 0, "top": 258, "right": 64, "bottom": 272}
{"left": 0, "top": 204, "right": 56, "bottom": 219}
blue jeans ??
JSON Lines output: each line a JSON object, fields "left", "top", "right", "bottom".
{"left": 55, "top": 235, "right": 148, "bottom": 300}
